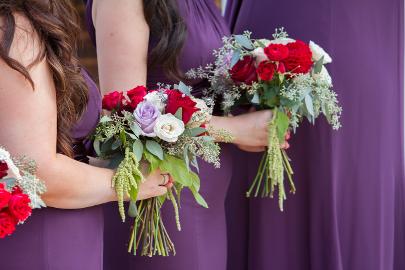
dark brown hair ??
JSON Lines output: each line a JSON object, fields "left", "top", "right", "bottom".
{"left": 143, "top": 0, "right": 187, "bottom": 80}
{"left": 0, "top": 0, "right": 88, "bottom": 157}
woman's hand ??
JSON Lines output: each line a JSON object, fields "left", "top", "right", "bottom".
{"left": 137, "top": 169, "right": 173, "bottom": 200}
{"left": 209, "top": 110, "right": 273, "bottom": 151}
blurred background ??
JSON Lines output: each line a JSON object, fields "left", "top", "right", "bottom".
{"left": 73, "top": 0, "right": 223, "bottom": 85}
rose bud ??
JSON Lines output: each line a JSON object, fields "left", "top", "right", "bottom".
{"left": 102, "top": 91, "right": 124, "bottom": 111}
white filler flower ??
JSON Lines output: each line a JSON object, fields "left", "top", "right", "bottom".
{"left": 252, "top": 47, "right": 268, "bottom": 66}
{"left": 154, "top": 114, "right": 185, "bottom": 142}
{"left": 309, "top": 41, "right": 332, "bottom": 64}
{"left": 269, "top": 37, "right": 296, "bottom": 45}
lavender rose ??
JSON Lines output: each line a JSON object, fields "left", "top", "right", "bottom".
{"left": 134, "top": 101, "right": 161, "bottom": 137}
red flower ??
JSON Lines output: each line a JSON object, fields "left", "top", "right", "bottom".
{"left": 165, "top": 90, "right": 199, "bottom": 124}
{"left": 102, "top": 91, "right": 124, "bottom": 111}
{"left": 283, "top": 40, "right": 313, "bottom": 74}
{"left": 264, "top": 44, "right": 289, "bottom": 61}
{"left": 230, "top": 56, "right": 257, "bottom": 85}
{"left": 0, "top": 183, "right": 11, "bottom": 209}
{"left": 0, "top": 162, "right": 8, "bottom": 179}
{"left": 8, "top": 192, "right": 31, "bottom": 222}
{"left": 277, "top": 62, "right": 286, "bottom": 74}
{"left": 257, "top": 61, "right": 276, "bottom": 81}
{"left": 124, "top": 86, "right": 148, "bottom": 112}
{"left": 0, "top": 210, "right": 17, "bottom": 238}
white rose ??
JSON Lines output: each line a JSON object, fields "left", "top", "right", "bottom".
{"left": 143, "top": 91, "right": 167, "bottom": 112}
{"left": 309, "top": 41, "right": 332, "bottom": 64}
{"left": 153, "top": 114, "right": 185, "bottom": 143}
{"left": 313, "top": 66, "right": 332, "bottom": 86}
{"left": 252, "top": 47, "right": 268, "bottom": 66}
{"left": 269, "top": 37, "right": 296, "bottom": 45}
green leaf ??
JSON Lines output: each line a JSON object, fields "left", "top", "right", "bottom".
{"left": 111, "top": 138, "right": 122, "bottom": 150}
{"left": 126, "top": 132, "right": 138, "bottom": 140}
{"left": 230, "top": 50, "right": 241, "bottom": 68}
{"left": 130, "top": 123, "right": 142, "bottom": 137}
{"left": 313, "top": 56, "right": 324, "bottom": 74}
{"left": 145, "top": 140, "right": 164, "bottom": 160}
{"left": 190, "top": 186, "right": 208, "bottom": 208}
{"left": 132, "top": 140, "right": 144, "bottom": 162}
{"left": 99, "top": 115, "right": 112, "bottom": 123}
{"left": 234, "top": 35, "right": 254, "bottom": 50}
{"left": 199, "top": 136, "right": 214, "bottom": 142}
{"left": 144, "top": 150, "right": 161, "bottom": 172}
{"left": 128, "top": 200, "right": 138, "bottom": 218}
{"left": 120, "top": 130, "right": 127, "bottom": 147}
{"left": 101, "top": 137, "right": 114, "bottom": 153}
{"left": 251, "top": 93, "right": 260, "bottom": 104}
{"left": 187, "top": 127, "right": 206, "bottom": 137}
{"left": 177, "top": 81, "right": 191, "bottom": 96}
{"left": 93, "top": 139, "right": 101, "bottom": 156}
{"left": 183, "top": 146, "right": 190, "bottom": 171}
{"left": 275, "top": 110, "right": 290, "bottom": 143}
{"left": 190, "top": 155, "right": 199, "bottom": 173}
{"left": 107, "top": 153, "right": 124, "bottom": 169}
{"left": 159, "top": 155, "right": 199, "bottom": 187}
{"left": 174, "top": 107, "right": 183, "bottom": 121}
{"left": 304, "top": 94, "right": 314, "bottom": 117}
{"left": 1, "top": 178, "right": 16, "bottom": 190}
{"left": 256, "top": 40, "right": 267, "bottom": 48}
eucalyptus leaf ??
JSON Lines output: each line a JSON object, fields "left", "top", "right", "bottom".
{"left": 174, "top": 107, "right": 183, "bottom": 121}
{"left": 234, "top": 35, "right": 254, "bottom": 50}
{"left": 1, "top": 178, "right": 16, "bottom": 189}
{"left": 187, "top": 127, "right": 206, "bottom": 137}
{"left": 256, "top": 40, "right": 266, "bottom": 48}
{"left": 128, "top": 200, "right": 138, "bottom": 218}
{"left": 313, "top": 56, "right": 324, "bottom": 74}
{"left": 199, "top": 136, "right": 214, "bottom": 142}
{"left": 251, "top": 93, "right": 260, "bottom": 104}
{"left": 230, "top": 50, "right": 241, "bottom": 68}
{"left": 126, "top": 132, "right": 138, "bottom": 140}
{"left": 183, "top": 146, "right": 190, "bottom": 172}
{"left": 177, "top": 81, "right": 191, "bottom": 96}
{"left": 111, "top": 139, "right": 122, "bottom": 150}
{"left": 130, "top": 123, "right": 142, "bottom": 137}
{"left": 304, "top": 94, "right": 314, "bottom": 117}
{"left": 132, "top": 140, "right": 144, "bottom": 162}
{"left": 145, "top": 140, "right": 164, "bottom": 160}
{"left": 190, "top": 155, "right": 199, "bottom": 173}
{"left": 93, "top": 139, "right": 101, "bottom": 156}
{"left": 107, "top": 153, "right": 125, "bottom": 169}
{"left": 101, "top": 137, "right": 114, "bottom": 153}
{"left": 99, "top": 115, "right": 112, "bottom": 123}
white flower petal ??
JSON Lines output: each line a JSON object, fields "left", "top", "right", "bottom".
{"left": 309, "top": 41, "right": 332, "bottom": 64}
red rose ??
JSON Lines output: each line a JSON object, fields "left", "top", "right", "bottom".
{"left": 9, "top": 192, "right": 31, "bottom": 222}
{"left": 102, "top": 91, "right": 124, "bottom": 111}
{"left": 277, "top": 62, "right": 286, "bottom": 74}
{"left": 0, "top": 210, "right": 17, "bottom": 238}
{"left": 0, "top": 161, "right": 8, "bottom": 179}
{"left": 230, "top": 55, "right": 257, "bottom": 85}
{"left": 257, "top": 61, "right": 276, "bottom": 81}
{"left": 264, "top": 44, "right": 289, "bottom": 61}
{"left": 124, "top": 86, "right": 147, "bottom": 112}
{"left": 283, "top": 40, "right": 313, "bottom": 74}
{"left": 0, "top": 183, "right": 11, "bottom": 209}
{"left": 165, "top": 90, "right": 199, "bottom": 124}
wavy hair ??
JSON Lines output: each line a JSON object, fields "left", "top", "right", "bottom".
{"left": 0, "top": 0, "right": 88, "bottom": 157}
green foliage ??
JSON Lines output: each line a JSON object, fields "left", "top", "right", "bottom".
{"left": 145, "top": 140, "right": 164, "bottom": 160}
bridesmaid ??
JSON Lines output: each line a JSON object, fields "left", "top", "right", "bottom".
{"left": 85, "top": 0, "right": 273, "bottom": 269}
{"left": 0, "top": 1, "right": 171, "bottom": 269}
{"left": 225, "top": 0, "right": 405, "bottom": 269}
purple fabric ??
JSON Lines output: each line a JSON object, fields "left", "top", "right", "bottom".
{"left": 225, "top": 1, "right": 405, "bottom": 270}
{"left": 0, "top": 70, "right": 103, "bottom": 270}
{"left": 85, "top": 1, "right": 233, "bottom": 269}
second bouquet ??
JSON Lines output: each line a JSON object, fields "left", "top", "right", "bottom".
{"left": 93, "top": 83, "right": 220, "bottom": 257}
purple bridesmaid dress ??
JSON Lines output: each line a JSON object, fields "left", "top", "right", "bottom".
{"left": 225, "top": 0, "right": 405, "bottom": 270}
{"left": 0, "top": 70, "right": 103, "bottom": 270}
{"left": 85, "top": 1, "right": 234, "bottom": 269}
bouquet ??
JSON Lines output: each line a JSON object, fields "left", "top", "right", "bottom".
{"left": 0, "top": 147, "right": 46, "bottom": 238}
{"left": 93, "top": 82, "right": 222, "bottom": 256}
{"left": 187, "top": 28, "right": 342, "bottom": 210}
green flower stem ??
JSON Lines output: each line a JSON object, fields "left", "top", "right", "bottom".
{"left": 168, "top": 189, "right": 181, "bottom": 231}
{"left": 246, "top": 153, "right": 267, "bottom": 197}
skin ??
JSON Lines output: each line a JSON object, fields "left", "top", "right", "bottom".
{"left": 0, "top": 13, "right": 168, "bottom": 209}
{"left": 92, "top": 0, "right": 272, "bottom": 151}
